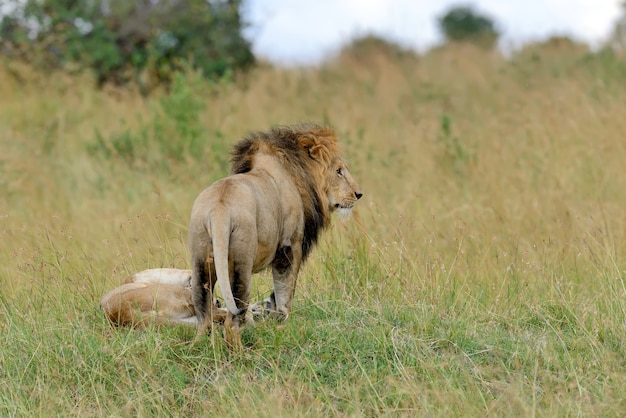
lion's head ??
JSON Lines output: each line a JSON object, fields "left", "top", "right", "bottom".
{"left": 328, "top": 158, "right": 362, "bottom": 218}
{"left": 230, "top": 123, "right": 362, "bottom": 259}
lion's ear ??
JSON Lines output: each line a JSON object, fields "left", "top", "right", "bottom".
{"left": 309, "top": 144, "right": 328, "bottom": 162}
{"left": 298, "top": 135, "right": 326, "bottom": 163}
{"left": 298, "top": 135, "right": 315, "bottom": 150}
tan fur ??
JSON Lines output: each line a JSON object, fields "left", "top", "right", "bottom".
{"left": 188, "top": 123, "right": 362, "bottom": 341}
{"left": 100, "top": 282, "right": 198, "bottom": 327}
{"left": 100, "top": 268, "right": 225, "bottom": 328}
{"left": 125, "top": 268, "right": 192, "bottom": 286}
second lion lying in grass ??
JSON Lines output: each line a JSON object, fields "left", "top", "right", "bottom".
{"left": 100, "top": 268, "right": 199, "bottom": 327}
{"left": 100, "top": 268, "right": 263, "bottom": 328}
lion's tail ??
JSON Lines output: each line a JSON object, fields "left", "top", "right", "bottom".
{"left": 210, "top": 210, "right": 245, "bottom": 316}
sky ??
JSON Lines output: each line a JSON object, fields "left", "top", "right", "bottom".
{"left": 243, "top": 0, "right": 625, "bottom": 65}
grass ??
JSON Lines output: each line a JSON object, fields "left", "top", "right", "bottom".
{"left": 2, "top": 42, "right": 626, "bottom": 415}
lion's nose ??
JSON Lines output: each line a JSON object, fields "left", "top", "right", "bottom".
{"left": 355, "top": 192, "right": 363, "bottom": 200}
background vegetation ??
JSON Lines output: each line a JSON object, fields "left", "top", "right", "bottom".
{"left": 0, "top": 0, "right": 254, "bottom": 92}
{"left": 438, "top": 5, "right": 499, "bottom": 48}
{"left": 2, "top": 5, "right": 626, "bottom": 415}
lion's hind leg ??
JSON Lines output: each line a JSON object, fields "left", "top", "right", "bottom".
{"left": 192, "top": 256, "right": 222, "bottom": 336}
{"left": 198, "top": 299, "right": 229, "bottom": 335}
{"left": 223, "top": 311, "right": 243, "bottom": 351}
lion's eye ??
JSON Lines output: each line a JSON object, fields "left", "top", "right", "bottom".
{"left": 337, "top": 168, "right": 343, "bottom": 177}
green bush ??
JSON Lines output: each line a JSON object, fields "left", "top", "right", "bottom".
{"left": 0, "top": 0, "right": 254, "bottom": 90}
{"left": 438, "top": 5, "right": 499, "bottom": 48}
{"left": 153, "top": 72, "right": 206, "bottom": 162}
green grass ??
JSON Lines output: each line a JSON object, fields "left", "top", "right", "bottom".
{"left": 2, "top": 248, "right": 624, "bottom": 415}
{"left": 2, "top": 43, "right": 626, "bottom": 415}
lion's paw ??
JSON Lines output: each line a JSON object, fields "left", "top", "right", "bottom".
{"left": 248, "top": 301, "right": 270, "bottom": 317}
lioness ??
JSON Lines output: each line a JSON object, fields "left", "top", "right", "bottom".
{"left": 189, "top": 123, "right": 362, "bottom": 342}
{"left": 100, "top": 268, "right": 199, "bottom": 327}
{"left": 99, "top": 268, "right": 264, "bottom": 328}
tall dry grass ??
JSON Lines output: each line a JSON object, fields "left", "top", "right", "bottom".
{"left": 1, "top": 43, "right": 626, "bottom": 415}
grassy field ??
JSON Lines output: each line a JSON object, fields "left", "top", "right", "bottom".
{"left": 2, "top": 41, "right": 626, "bottom": 415}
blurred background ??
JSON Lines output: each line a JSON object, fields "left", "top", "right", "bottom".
{"left": 245, "top": 0, "right": 623, "bottom": 64}
{"left": 1, "top": 0, "right": 625, "bottom": 90}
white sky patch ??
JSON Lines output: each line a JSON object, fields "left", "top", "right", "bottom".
{"left": 244, "top": 0, "right": 624, "bottom": 65}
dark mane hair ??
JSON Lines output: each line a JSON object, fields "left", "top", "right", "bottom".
{"left": 230, "top": 123, "right": 339, "bottom": 260}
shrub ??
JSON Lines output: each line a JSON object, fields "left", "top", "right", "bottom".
{"left": 0, "top": 0, "right": 255, "bottom": 90}
{"left": 438, "top": 5, "right": 499, "bottom": 48}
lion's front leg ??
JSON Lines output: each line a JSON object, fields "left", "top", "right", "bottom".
{"left": 269, "top": 244, "right": 302, "bottom": 319}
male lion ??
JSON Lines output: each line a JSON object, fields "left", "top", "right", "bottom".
{"left": 189, "top": 123, "right": 362, "bottom": 341}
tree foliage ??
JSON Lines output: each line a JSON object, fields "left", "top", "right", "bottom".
{"left": 438, "top": 5, "right": 499, "bottom": 47}
{"left": 0, "top": 0, "right": 255, "bottom": 89}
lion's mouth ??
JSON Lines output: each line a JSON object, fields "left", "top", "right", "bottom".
{"left": 334, "top": 204, "right": 354, "bottom": 219}
{"left": 334, "top": 203, "right": 354, "bottom": 210}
